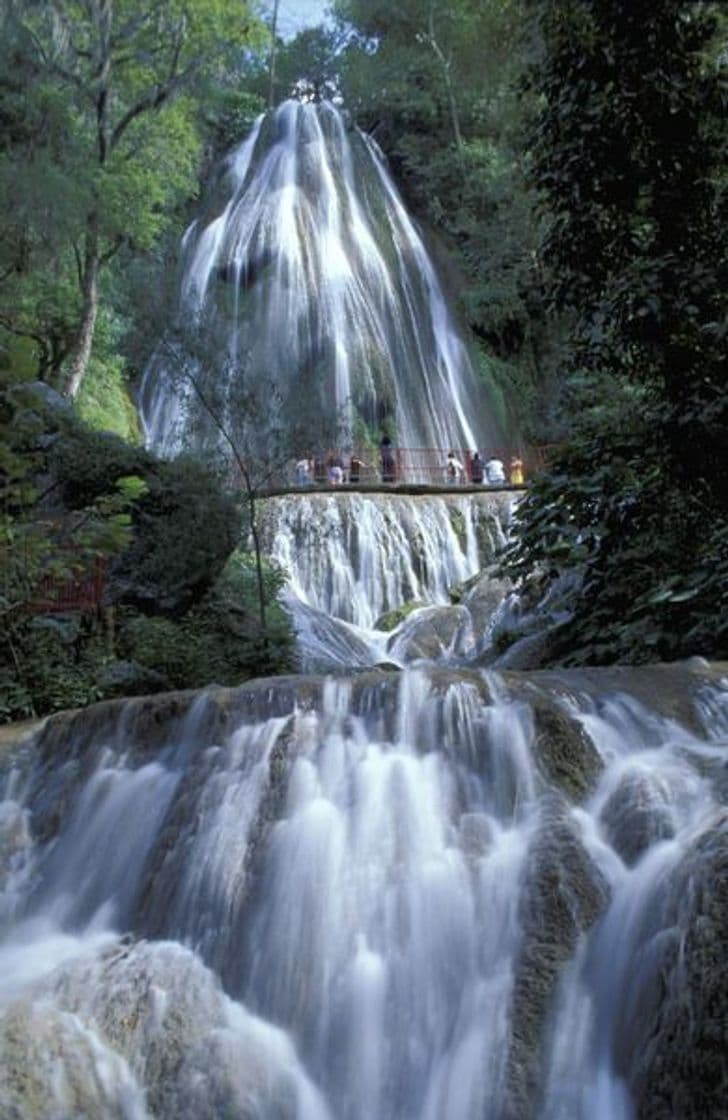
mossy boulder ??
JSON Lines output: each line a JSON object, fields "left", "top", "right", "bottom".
{"left": 531, "top": 696, "right": 603, "bottom": 800}
{"left": 374, "top": 600, "right": 429, "bottom": 631}
{"left": 599, "top": 769, "right": 675, "bottom": 866}
{"left": 506, "top": 794, "right": 610, "bottom": 1118}
{"left": 620, "top": 810, "right": 728, "bottom": 1119}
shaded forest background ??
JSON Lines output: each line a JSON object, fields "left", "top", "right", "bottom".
{"left": 2, "top": 0, "right": 727, "bottom": 718}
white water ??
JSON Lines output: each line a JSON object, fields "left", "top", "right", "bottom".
{"left": 140, "top": 100, "right": 505, "bottom": 460}
{"left": 259, "top": 490, "right": 512, "bottom": 668}
{"left": 1, "top": 666, "right": 726, "bottom": 1118}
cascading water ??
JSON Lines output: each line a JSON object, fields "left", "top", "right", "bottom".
{"left": 1, "top": 664, "right": 726, "bottom": 1118}
{"left": 140, "top": 99, "right": 506, "bottom": 459}
{"left": 258, "top": 490, "right": 513, "bottom": 670}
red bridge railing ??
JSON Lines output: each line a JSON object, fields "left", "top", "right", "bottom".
{"left": 234, "top": 446, "right": 554, "bottom": 490}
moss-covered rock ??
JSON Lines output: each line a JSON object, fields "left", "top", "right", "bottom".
{"left": 448, "top": 506, "right": 467, "bottom": 550}
{"left": 621, "top": 810, "right": 728, "bottom": 1119}
{"left": 506, "top": 794, "right": 610, "bottom": 1118}
{"left": 374, "top": 600, "right": 429, "bottom": 631}
{"left": 531, "top": 696, "right": 603, "bottom": 800}
{"left": 599, "top": 769, "right": 675, "bottom": 866}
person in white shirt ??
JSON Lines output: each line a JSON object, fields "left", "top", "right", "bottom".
{"left": 485, "top": 456, "right": 506, "bottom": 485}
{"left": 445, "top": 451, "right": 465, "bottom": 484}
{"left": 295, "top": 457, "right": 312, "bottom": 485}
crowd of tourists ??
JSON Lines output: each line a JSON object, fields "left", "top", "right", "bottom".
{"left": 292, "top": 443, "right": 526, "bottom": 488}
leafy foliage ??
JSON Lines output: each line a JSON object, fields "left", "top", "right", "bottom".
{"left": 503, "top": 1, "right": 728, "bottom": 664}
{"left": 0, "top": 0, "right": 265, "bottom": 397}
{"left": 115, "top": 551, "right": 295, "bottom": 691}
{"left": 0, "top": 374, "right": 293, "bottom": 720}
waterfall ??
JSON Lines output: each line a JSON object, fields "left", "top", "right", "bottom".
{"left": 1, "top": 664, "right": 726, "bottom": 1118}
{"left": 258, "top": 490, "right": 513, "bottom": 670}
{"left": 139, "top": 100, "right": 506, "bottom": 459}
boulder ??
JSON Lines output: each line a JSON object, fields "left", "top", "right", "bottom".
{"left": 460, "top": 569, "right": 512, "bottom": 641}
{"left": 387, "top": 604, "right": 473, "bottom": 662}
{"left": 599, "top": 769, "right": 675, "bottom": 866}
{"left": 621, "top": 810, "right": 728, "bottom": 1119}
{"left": 531, "top": 696, "right": 603, "bottom": 801}
{"left": 506, "top": 794, "right": 610, "bottom": 1119}
{"left": 97, "top": 659, "right": 171, "bottom": 698}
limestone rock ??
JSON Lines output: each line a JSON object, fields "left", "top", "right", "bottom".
{"left": 599, "top": 769, "right": 675, "bottom": 865}
{"left": 531, "top": 697, "right": 603, "bottom": 800}
{"left": 0, "top": 1001, "right": 147, "bottom": 1119}
{"left": 506, "top": 794, "right": 610, "bottom": 1119}
{"left": 621, "top": 810, "right": 728, "bottom": 1119}
{"left": 387, "top": 604, "right": 473, "bottom": 662}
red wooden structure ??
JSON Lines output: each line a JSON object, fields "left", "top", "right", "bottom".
{"left": 28, "top": 556, "right": 108, "bottom": 616}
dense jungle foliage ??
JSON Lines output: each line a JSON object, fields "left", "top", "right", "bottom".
{"left": 1, "top": 0, "right": 727, "bottom": 716}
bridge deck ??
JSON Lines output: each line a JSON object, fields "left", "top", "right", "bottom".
{"left": 260, "top": 483, "right": 527, "bottom": 498}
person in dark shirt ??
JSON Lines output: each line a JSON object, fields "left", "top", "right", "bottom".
{"left": 470, "top": 452, "right": 484, "bottom": 484}
{"left": 380, "top": 436, "right": 396, "bottom": 483}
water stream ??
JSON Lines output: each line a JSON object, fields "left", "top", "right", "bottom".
{"left": 1, "top": 665, "right": 726, "bottom": 1118}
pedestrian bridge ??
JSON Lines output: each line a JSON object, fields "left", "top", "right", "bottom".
{"left": 244, "top": 445, "right": 547, "bottom": 495}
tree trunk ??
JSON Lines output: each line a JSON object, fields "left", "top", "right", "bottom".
{"left": 247, "top": 488, "right": 267, "bottom": 630}
{"left": 426, "top": 6, "right": 463, "bottom": 157}
{"left": 268, "top": 0, "right": 280, "bottom": 109}
{"left": 65, "top": 220, "right": 100, "bottom": 398}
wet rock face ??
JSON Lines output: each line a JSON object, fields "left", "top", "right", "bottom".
{"left": 1, "top": 938, "right": 323, "bottom": 1120}
{"left": 530, "top": 697, "right": 603, "bottom": 801}
{"left": 599, "top": 770, "right": 675, "bottom": 866}
{"left": 506, "top": 795, "right": 610, "bottom": 1120}
{"left": 0, "top": 1001, "right": 147, "bottom": 1119}
{"left": 622, "top": 811, "right": 728, "bottom": 1120}
{"left": 386, "top": 604, "right": 473, "bottom": 662}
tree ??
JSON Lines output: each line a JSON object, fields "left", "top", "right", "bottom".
{"left": 154, "top": 323, "right": 343, "bottom": 632}
{"left": 503, "top": 1, "right": 728, "bottom": 664}
{"left": 0, "top": 0, "right": 265, "bottom": 397}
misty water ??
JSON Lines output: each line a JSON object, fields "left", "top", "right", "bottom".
{"left": 1, "top": 663, "right": 726, "bottom": 1118}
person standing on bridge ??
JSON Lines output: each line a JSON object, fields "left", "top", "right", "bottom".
{"left": 349, "top": 453, "right": 369, "bottom": 484}
{"left": 509, "top": 456, "right": 524, "bottom": 486}
{"left": 445, "top": 451, "right": 465, "bottom": 485}
{"left": 295, "top": 456, "right": 312, "bottom": 486}
{"left": 328, "top": 455, "right": 344, "bottom": 485}
{"left": 470, "top": 452, "right": 485, "bottom": 484}
{"left": 380, "top": 436, "right": 396, "bottom": 484}
{"left": 485, "top": 455, "right": 506, "bottom": 485}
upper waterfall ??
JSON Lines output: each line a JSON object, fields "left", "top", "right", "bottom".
{"left": 140, "top": 99, "right": 506, "bottom": 458}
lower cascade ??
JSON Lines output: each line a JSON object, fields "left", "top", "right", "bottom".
{"left": 1, "top": 661, "right": 726, "bottom": 1119}
{"left": 258, "top": 491, "right": 513, "bottom": 671}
